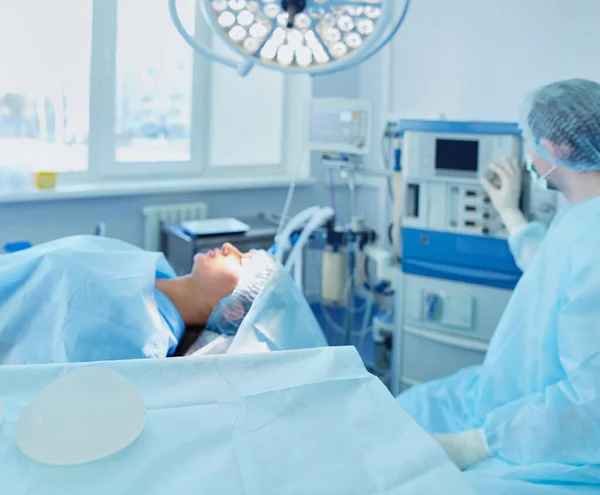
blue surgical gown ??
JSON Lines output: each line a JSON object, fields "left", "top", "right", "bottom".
{"left": 508, "top": 221, "right": 547, "bottom": 271}
{"left": 397, "top": 196, "right": 600, "bottom": 487}
{"left": 0, "top": 235, "right": 184, "bottom": 364}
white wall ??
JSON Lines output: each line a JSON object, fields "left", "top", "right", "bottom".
{"left": 387, "top": 0, "right": 600, "bottom": 121}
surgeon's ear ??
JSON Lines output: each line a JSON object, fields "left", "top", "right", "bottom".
{"left": 541, "top": 139, "right": 572, "bottom": 163}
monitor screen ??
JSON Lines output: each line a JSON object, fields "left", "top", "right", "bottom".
{"left": 435, "top": 139, "right": 479, "bottom": 172}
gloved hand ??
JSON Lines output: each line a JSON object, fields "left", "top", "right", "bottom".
{"left": 480, "top": 158, "right": 528, "bottom": 234}
{"left": 432, "top": 429, "right": 491, "bottom": 471}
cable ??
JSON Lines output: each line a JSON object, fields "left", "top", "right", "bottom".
{"left": 327, "top": 167, "right": 337, "bottom": 212}
{"left": 320, "top": 304, "right": 344, "bottom": 335}
{"left": 380, "top": 127, "right": 396, "bottom": 205}
{"left": 321, "top": 265, "right": 374, "bottom": 339}
{"left": 381, "top": 129, "right": 391, "bottom": 168}
{"left": 278, "top": 174, "right": 297, "bottom": 236}
{"left": 276, "top": 117, "right": 309, "bottom": 236}
{"left": 321, "top": 306, "right": 373, "bottom": 339}
{"left": 357, "top": 292, "right": 375, "bottom": 355}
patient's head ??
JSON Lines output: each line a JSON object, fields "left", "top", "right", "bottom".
{"left": 190, "top": 243, "right": 246, "bottom": 309}
{"left": 156, "top": 242, "right": 250, "bottom": 326}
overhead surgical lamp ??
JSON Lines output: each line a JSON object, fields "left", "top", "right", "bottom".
{"left": 169, "top": 0, "right": 410, "bottom": 76}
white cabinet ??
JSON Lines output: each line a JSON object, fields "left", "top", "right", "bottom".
{"left": 392, "top": 272, "right": 512, "bottom": 394}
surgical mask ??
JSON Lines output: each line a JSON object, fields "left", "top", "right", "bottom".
{"left": 526, "top": 155, "right": 557, "bottom": 190}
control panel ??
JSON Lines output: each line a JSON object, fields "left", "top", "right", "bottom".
{"left": 404, "top": 181, "right": 508, "bottom": 238}
{"left": 399, "top": 120, "right": 558, "bottom": 239}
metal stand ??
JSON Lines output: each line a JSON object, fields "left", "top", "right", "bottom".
{"left": 323, "top": 155, "right": 393, "bottom": 347}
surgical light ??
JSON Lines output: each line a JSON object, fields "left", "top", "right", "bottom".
{"left": 169, "top": 0, "right": 410, "bottom": 77}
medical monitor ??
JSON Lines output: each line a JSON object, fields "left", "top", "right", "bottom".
{"left": 435, "top": 139, "right": 479, "bottom": 173}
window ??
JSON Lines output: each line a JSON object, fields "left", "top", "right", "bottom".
{"left": 0, "top": 1, "right": 92, "bottom": 173}
{"left": 0, "top": 0, "right": 311, "bottom": 185}
{"left": 115, "top": 0, "right": 194, "bottom": 164}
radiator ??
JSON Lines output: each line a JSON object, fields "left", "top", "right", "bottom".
{"left": 142, "top": 202, "right": 209, "bottom": 251}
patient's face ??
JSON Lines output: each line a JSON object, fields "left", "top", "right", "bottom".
{"left": 191, "top": 243, "right": 246, "bottom": 305}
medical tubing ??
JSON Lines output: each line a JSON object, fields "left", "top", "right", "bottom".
{"left": 277, "top": 171, "right": 298, "bottom": 236}
{"left": 321, "top": 303, "right": 370, "bottom": 338}
{"left": 358, "top": 292, "right": 375, "bottom": 355}
{"left": 285, "top": 207, "right": 335, "bottom": 274}
{"left": 275, "top": 206, "right": 320, "bottom": 264}
{"left": 387, "top": 223, "right": 394, "bottom": 245}
{"left": 277, "top": 128, "right": 308, "bottom": 236}
{"left": 343, "top": 230, "right": 358, "bottom": 345}
{"left": 327, "top": 167, "right": 337, "bottom": 212}
{"left": 344, "top": 276, "right": 369, "bottom": 313}
{"left": 381, "top": 130, "right": 394, "bottom": 203}
{"left": 360, "top": 291, "right": 375, "bottom": 337}
{"left": 321, "top": 304, "right": 349, "bottom": 335}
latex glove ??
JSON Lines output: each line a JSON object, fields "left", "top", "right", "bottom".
{"left": 480, "top": 158, "right": 527, "bottom": 234}
{"left": 432, "top": 430, "right": 491, "bottom": 471}
{"left": 480, "top": 158, "right": 522, "bottom": 212}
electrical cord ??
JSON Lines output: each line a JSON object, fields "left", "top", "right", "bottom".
{"left": 327, "top": 166, "right": 337, "bottom": 212}
{"left": 276, "top": 104, "right": 310, "bottom": 236}
{"left": 381, "top": 131, "right": 394, "bottom": 204}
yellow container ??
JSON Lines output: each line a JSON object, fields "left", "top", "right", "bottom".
{"left": 35, "top": 172, "right": 57, "bottom": 190}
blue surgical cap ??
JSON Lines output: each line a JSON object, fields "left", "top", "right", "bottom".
{"left": 519, "top": 78, "right": 600, "bottom": 171}
{"left": 206, "top": 250, "right": 276, "bottom": 336}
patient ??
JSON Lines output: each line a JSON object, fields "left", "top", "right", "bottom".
{"left": 0, "top": 235, "right": 274, "bottom": 364}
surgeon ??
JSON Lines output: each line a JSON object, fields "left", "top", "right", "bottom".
{"left": 0, "top": 235, "right": 274, "bottom": 364}
{"left": 396, "top": 79, "right": 600, "bottom": 485}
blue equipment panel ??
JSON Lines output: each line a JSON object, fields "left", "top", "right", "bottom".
{"left": 402, "top": 228, "right": 521, "bottom": 290}
{"left": 396, "top": 120, "right": 521, "bottom": 137}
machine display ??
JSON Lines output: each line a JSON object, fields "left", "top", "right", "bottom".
{"left": 435, "top": 139, "right": 479, "bottom": 173}
{"left": 399, "top": 120, "right": 555, "bottom": 240}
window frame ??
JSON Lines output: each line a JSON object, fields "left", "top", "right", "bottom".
{"left": 58, "top": 0, "right": 312, "bottom": 187}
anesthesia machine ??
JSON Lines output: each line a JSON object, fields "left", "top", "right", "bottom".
{"left": 390, "top": 120, "right": 558, "bottom": 395}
